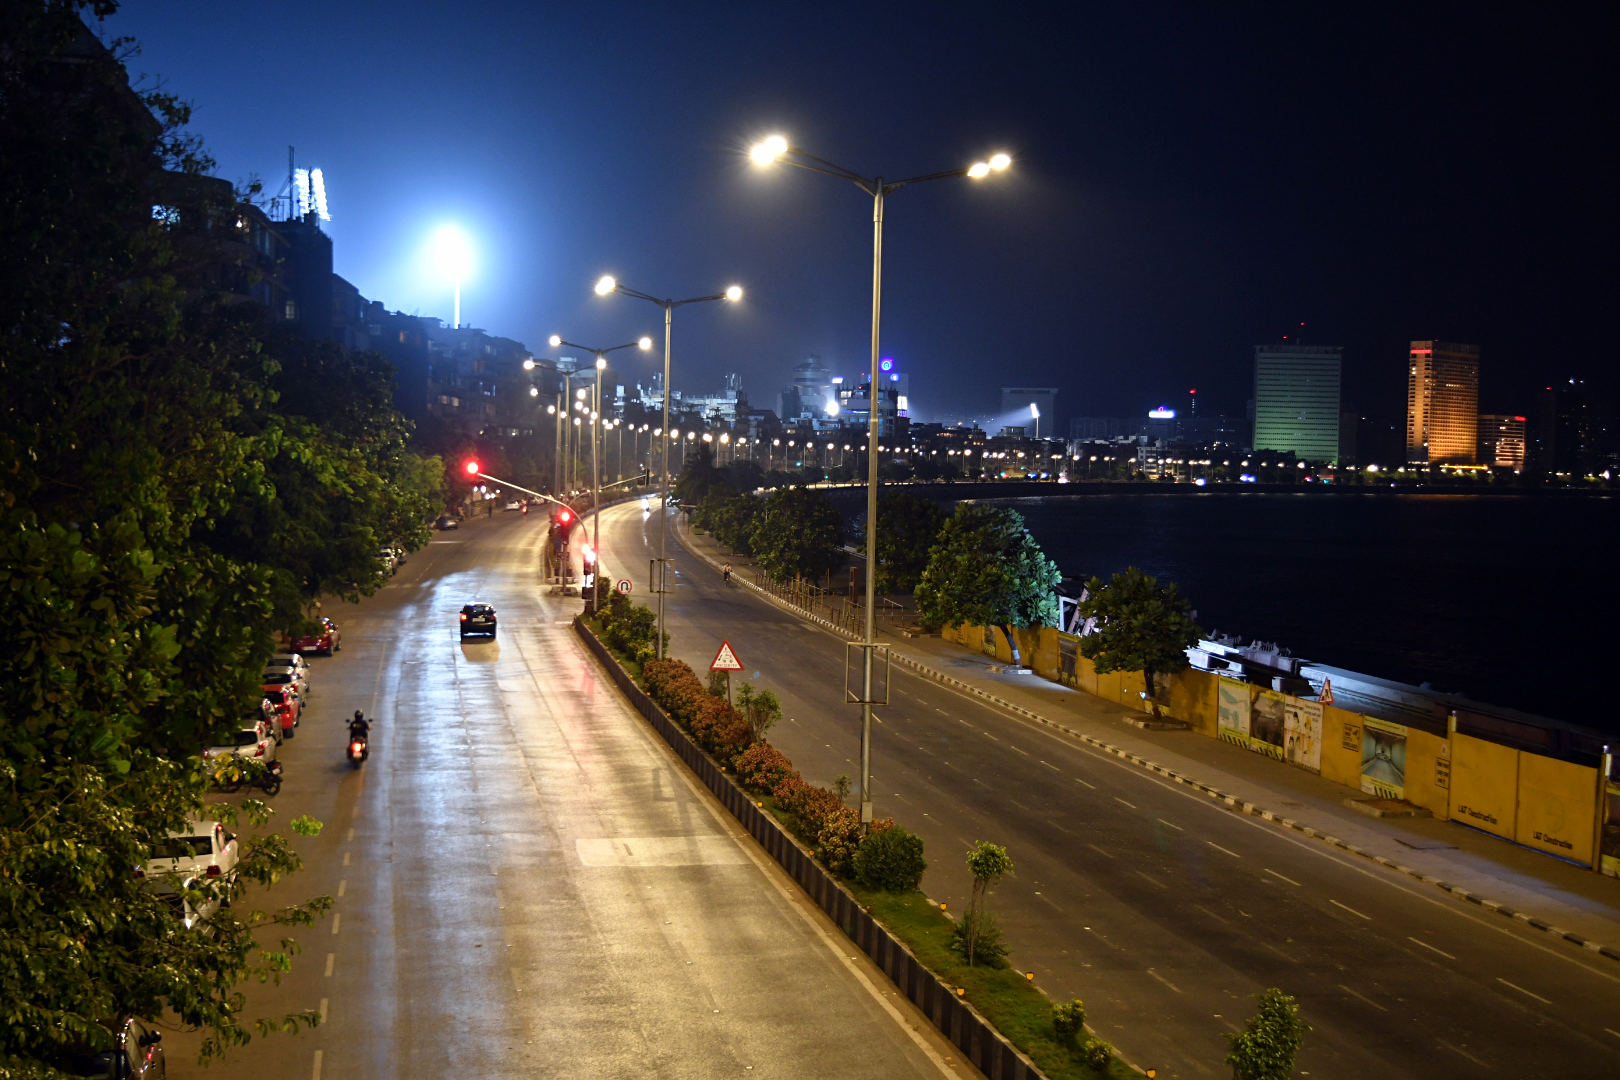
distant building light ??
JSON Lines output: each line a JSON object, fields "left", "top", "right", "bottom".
{"left": 1148, "top": 407, "right": 1176, "bottom": 419}
{"left": 831, "top": 376, "right": 844, "bottom": 384}
{"left": 879, "top": 358, "right": 894, "bottom": 372}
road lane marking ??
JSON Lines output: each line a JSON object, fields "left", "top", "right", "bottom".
{"left": 1264, "top": 868, "right": 1301, "bottom": 886}
{"left": 1330, "top": 899, "right": 1371, "bottom": 920}
{"left": 1074, "top": 778, "right": 1096, "bottom": 789}
{"left": 346, "top": 828, "right": 354, "bottom": 842}
{"left": 330, "top": 913, "right": 341, "bottom": 934}
{"left": 1136, "top": 870, "right": 1166, "bottom": 889}
{"left": 1114, "top": 797, "right": 1137, "bottom": 809}
{"left": 324, "top": 952, "right": 334, "bottom": 977}
{"left": 1008, "top": 744, "right": 1029, "bottom": 755}
{"left": 1437, "top": 1039, "right": 1487, "bottom": 1066}
{"left": 1496, "top": 978, "right": 1551, "bottom": 1004}
{"left": 1146, "top": 968, "right": 1182, "bottom": 994}
{"left": 311, "top": 1050, "right": 322, "bottom": 1080}
{"left": 1157, "top": 818, "right": 1182, "bottom": 831}
{"left": 337, "top": 880, "right": 346, "bottom": 897}
{"left": 1086, "top": 843, "right": 1115, "bottom": 859}
{"left": 1207, "top": 841, "right": 1241, "bottom": 858}
{"left": 319, "top": 998, "right": 328, "bottom": 1023}
{"left": 1039, "top": 759, "right": 1060, "bottom": 770}
{"left": 1605, "top": 1027, "right": 1620, "bottom": 1039}
{"left": 1409, "top": 936, "right": 1456, "bottom": 960}
{"left": 1338, "top": 984, "right": 1387, "bottom": 1012}
{"left": 342, "top": 852, "right": 350, "bottom": 867}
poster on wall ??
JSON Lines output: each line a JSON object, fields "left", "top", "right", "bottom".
{"left": 1361, "top": 717, "right": 1408, "bottom": 800}
{"left": 1283, "top": 699, "right": 1323, "bottom": 773}
{"left": 1217, "top": 679, "right": 1250, "bottom": 738}
{"left": 1247, "top": 691, "right": 1287, "bottom": 760}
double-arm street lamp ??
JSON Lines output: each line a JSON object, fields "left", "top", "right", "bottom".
{"left": 548, "top": 334, "right": 653, "bottom": 611}
{"left": 595, "top": 275, "right": 742, "bottom": 658}
{"left": 750, "top": 134, "right": 1011, "bottom": 822}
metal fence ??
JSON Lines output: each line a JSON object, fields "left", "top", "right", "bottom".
{"left": 573, "top": 617, "right": 1047, "bottom": 1080}
{"left": 749, "top": 572, "right": 908, "bottom": 637}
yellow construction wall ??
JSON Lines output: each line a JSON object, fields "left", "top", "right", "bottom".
{"left": 1448, "top": 733, "right": 1518, "bottom": 841}
{"left": 1032, "top": 628, "right": 1061, "bottom": 682}
{"left": 1166, "top": 668, "right": 1219, "bottom": 735}
{"left": 1319, "top": 706, "right": 1364, "bottom": 789}
{"left": 1515, "top": 752, "right": 1598, "bottom": 865}
{"left": 1404, "top": 729, "right": 1452, "bottom": 818}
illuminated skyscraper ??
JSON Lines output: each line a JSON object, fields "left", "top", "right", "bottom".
{"left": 1406, "top": 341, "right": 1480, "bottom": 465}
{"left": 1477, "top": 414, "right": 1526, "bottom": 470}
{"left": 1252, "top": 345, "right": 1342, "bottom": 463}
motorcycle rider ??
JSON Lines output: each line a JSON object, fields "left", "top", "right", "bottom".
{"left": 349, "top": 710, "right": 370, "bottom": 742}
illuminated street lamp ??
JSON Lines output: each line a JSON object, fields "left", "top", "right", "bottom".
{"left": 595, "top": 275, "right": 742, "bottom": 656}
{"left": 548, "top": 333, "right": 653, "bottom": 611}
{"left": 751, "top": 134, "right": 1010, "bottom": 821}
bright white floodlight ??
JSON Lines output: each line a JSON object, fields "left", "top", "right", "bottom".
{"left": 429, "top": 225, "right": 473, "bottom": 328}
{"left": 549, "top": 334, "right": 562, "bottom": 347}
{"left": 310, "top": 168, "right": 331, "bottom": 221}
{"left": 989, "top": 153, "right": 1011, "bottom": 170}
{"left": 293, "top": 168, "right": 312, "bottom": 216}
{"left": 1030, "top": 403, "right": 1040, "bottom": 419}
{"left": 750, "top": 134, "right": 788, "bottom": 165}
{"left": 638, "top": 337, "right": 653, "bottom": 350}
{"left": 725, "top": 285, "right": 743, "bottom": 301}
{"left": 595, "top": 275, "right": 617, "bottom": 295}
{"left": 825, "top": 399, "right": 841, "bottom": 417}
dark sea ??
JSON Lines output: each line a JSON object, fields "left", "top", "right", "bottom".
{"left": 989, "top": 493, "right": 1620, "bottom": 734}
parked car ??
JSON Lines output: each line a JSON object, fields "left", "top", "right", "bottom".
{"left": 459, "top": 602, "right": 497, "bottom": 639}
{"left": 202, "top": 720, "right": 277, "bottom": 766}
{"left": 263, "top": 653, "right": 310, "bottom": 692}
{"left": 262, "top": 689, "right": 299, "bottom": 736}
{"left": 291, "top": 617, "right": 340, "bottom": 656}
{"left": 436, "top": 514, "right": 459, "bottom": 530}
{"left": 377, "top": 546, "right": 403, "bottom": 574}
{"left": 56, "top": 1016, "right": 167, "bottom": 1078}
{"left": 140, "top": 818, "right": 240, "bottom": 882}
{"left": 503, "top": 499, "right": 521, "bottom": 512}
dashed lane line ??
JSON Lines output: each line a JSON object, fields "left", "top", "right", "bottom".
{"left": 330, "top": 913, "right": 341, "bottom": 934}
{"left": 1338, "top": 984, "right": 1387, "bottom": 1012}
{"left": 1114, "top": 797, "right": 1138, "bottom": 809}
{"left": 1157, "top": 818, "right": 1183, "bottom": 831}
{"left": 1330, "top": 899, "right": 1371, "bottom": 921}
{"left": 311, "top": 1049, "right": 323, "bottom": 1080}
{"left": 324, "top": 952, "right": 334, "bottom": 977}
{"left": 1039, "top": 760, "right": 1060, "bottom": 770}
{"left": 1207, "top": 841, "right": 1241, "bottom": 859}
{"left": 1409, "top": 936, "right": 1456, "bottom": 960}
{"left": 1264, "top": 868, "right": 1302, "bottom": 886}
{"left": 1146, "top": 968, "right": 1182, "bottom": 994}
{"left": 1087, "top": 843, "right": 1116, "bottom": 860}
{"left": 1437, "top": 1039, "right": 1487, "bottom": 1067}
{"left": 1496, "top": 978, "right": 1552, "bottom": 1004}
{"left": 1074, "top": 778, "right": 1096, "bottom": 789}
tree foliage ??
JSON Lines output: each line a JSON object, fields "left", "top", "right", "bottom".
{"left": 915, "top": 504, "right": 1060, "bottom": 658}
{"left": 1075, "top": 566, "right": 1201, "bottom": 698}
{"left": 956, "top": 841, "right": 1013, "bottom": 967}
{"left": 0, "top": 5, "right": 438, "bottom": 1072}
{"left": 874, "top": 492, "right": 948, "bottom": 594}
{"left": 749, "top": 486, "right": 845, "bottom": 583}
{"left": 1225, "top": 988, "right": 1309, "bottom": 1080}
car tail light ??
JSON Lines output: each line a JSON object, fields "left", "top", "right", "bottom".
{"left": 460, "top": 612, "right": 467, "bottom": 621}
{"left": 206, "top": 864, "right": 221, "bottom": 877}
{"left": 254, "top": 744, "right": 266, "bottom": 756}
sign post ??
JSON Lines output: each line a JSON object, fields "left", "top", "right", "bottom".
{"left": 709, "top": 640, "right": 744, "bottom": 705}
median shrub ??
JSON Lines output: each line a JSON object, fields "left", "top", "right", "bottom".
{"left": 1052, "top": 999, "right": 1085, "bottom": 1049}
{"left": 735, "top": 743, "right": 798, "bottom": 793}
{"left": 853, "top": 823, "right": 928, "bottom": 892}
{"left": 690, "top": 694, "right": 753, "bottom": 767}
{"left": 815, "top": 806, "right": 863, "bottom": 876}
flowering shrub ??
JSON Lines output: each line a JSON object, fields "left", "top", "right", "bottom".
{"left": 815, "top": 805, "right": 863, "bottom": 876}
{"left": 690, "top": 695, "right": 753, "bottom": 767}
{"left": 735, "top": 743, "right": 798, "bottom": 793}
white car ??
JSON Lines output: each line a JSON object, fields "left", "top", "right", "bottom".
{"left": 202, "top": 719, "right": 278, "bottom": 766}
{"left": 503, "top": 500, "right": 521, "bottom": 512}
{"left": 262, "top": 655, "right": 309, "bottom": 698}
{"left": 142, "top": 819, "right": 240, "bottom": 882}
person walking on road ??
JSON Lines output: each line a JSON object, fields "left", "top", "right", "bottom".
{"left": 723, "top": 562, "right": 732, "bottom": 586}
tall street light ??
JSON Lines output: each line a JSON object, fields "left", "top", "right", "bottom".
{"left": 750, "top": 133, "right": 1011, "bottom": 823}
{"left": 595, "top": 275, "right": 743, "bottom": 658}
{"left": 549, "top": 334, "right": 653, "bottom": 611}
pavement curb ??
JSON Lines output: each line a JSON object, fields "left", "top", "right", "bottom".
{"left": 671, "top": 516, "right": 1620, "bottom": 965}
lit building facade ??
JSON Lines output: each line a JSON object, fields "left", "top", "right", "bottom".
{"left": 1252, "top": 345, "right": 1342, "bottom": 463}
{"left": 1406, "top": 341, "right": 1480, "bottom": 465}
{"left": 1477, "top": 414, "right": 1526, "bottom": 471}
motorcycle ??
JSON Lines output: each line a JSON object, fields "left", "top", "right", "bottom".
{"left": 346, "top": 732, "right": 368, "bottom": 769}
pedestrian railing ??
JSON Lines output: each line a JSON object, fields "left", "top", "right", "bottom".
{"left": 750, "top": 573, "right": 910, "bottom": 637}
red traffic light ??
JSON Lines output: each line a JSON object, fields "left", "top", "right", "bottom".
{"left": 463, "top": 460, "right": 480, "bottom": 477}
{"left": 557, "top": 508, "right": 572, "bottom": 524}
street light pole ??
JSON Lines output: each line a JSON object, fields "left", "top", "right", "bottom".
{"left": 750, "top": 135, "right": 1011, "bottom": 823}
{"left": 595, "top": 276, "right": 742, "bottom": 658}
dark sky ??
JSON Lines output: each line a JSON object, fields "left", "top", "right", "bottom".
{"left": 105, "top": 2, "right": 1615, "bottom": 427}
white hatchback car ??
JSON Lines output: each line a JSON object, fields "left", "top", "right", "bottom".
{"left": 143, "top": 819, "right": 240, "bottom": 882}
{"left": 202, "top": 719, "right": 278, "bottom": 766}
{"left": 263, "top": 653, "right": 310, "bottom": 694}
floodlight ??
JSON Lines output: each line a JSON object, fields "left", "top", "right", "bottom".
{"left": 595, "top": 275, "right": 617, "bottom": 295}
{"left": 825, "top": 400, "right": 841, "bottom": 417}
{"left": 750, "top": 135, "right": 788, "bottom": 165}
{"left": 523, "top": 358, "right": 535, "bottom": 370}
{"left": 725, "top": 285, "right": 743, "bottom": 301}
{"left": 293, "top": 169, "right": 312, "bottom": 217}
{"left": 989, "top": 153, "right": 1011, "bottom": 170}
{"left": 310, "top": 168, "right": 330, "bottom": 221}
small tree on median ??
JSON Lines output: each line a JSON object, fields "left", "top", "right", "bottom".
{"left": 915, "top": 504, "right": 1060, "bottom": 668}
{"left": 1225, "top": 988, "right": 1308, "bottom": 1080}
{"left": 955, "top": 841, "right": 1013, "bottom": 967}
{"left": 1075, "top": 566, "right": 1201, "bottom": 708}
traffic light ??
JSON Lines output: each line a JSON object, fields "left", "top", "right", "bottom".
{"left": 463, "top": 460, "right": 480, "bottom": 477}
{"left": 556, "top": 507, "right": 573, "bottom": 526}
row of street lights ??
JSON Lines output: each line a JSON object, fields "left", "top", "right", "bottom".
{"left": 541, "top": 133, "right": 1011, "bottom": 825}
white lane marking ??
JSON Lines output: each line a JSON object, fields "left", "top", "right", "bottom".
{"left": 1114, "top": 797, "right": 1137, "bottom": 809}
{"left": 1008, "top": 744, "right": 1029, "bottom": 755}
{"left": 1087, "top": 843, "right": 1115, "bottom": 859}
{"left": 1437, "top": 1039, "right": 1488, "bottom": 1067}
{"left": 330, "top": 913, "right": 341, "bottom": 934}
{"left": 337, "top": 880, "right": 346, "bottom": 897}
{"left": 1136, "top": 870, "right": 1166, "bottom": 889}
{"left": 311, "top": 1050, "right": 323, "bottom": 1080}
{"left": 1157, "top": 818, "right": 1182, "bottom": 831}
{"left": 1339, "top": 983, "right": 1387, "bottom": 1011}
{"left": 1146, "top": 968, "right": 1182, "bottom": 994}
{"left": 342, "top": 851, "right": 350, "bottom": 867}
{"left": 1074, "top": 778, "right": 1096, "bottom": 789}
{"left": 1264, "top": 868, "right": 1301, "bottom": 886}
{"left": 1039, "top": 759, "right": 1060, "bottom": 770}
{"left": 324, "top": 952, "right": 334, "bottom": 977}
{"left": 346, "top": 828, "right": 354, "bottom": 842}
{"left": 1409, "top": 936, "right": 1456, "bottom": 960}
{"left": 1207, "top": 841, "right": 1241, "bottom": 859}
{"left": 1496, "top": 978, "right": 1551, "bottom": 1004}
{"left": 1605, "top": 1027, "right": 1620, "bottom": 1040}
{"left": 1330, "top": 899, "right": 1371, "bottom": 920}
{"left": 319, "top": 998, "right": 328, "bottom": 1023}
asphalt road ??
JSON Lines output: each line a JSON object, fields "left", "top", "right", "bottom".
{"left": 165, "top": 509, "right": 970, "bottom": 1080}
{"left": 593, "top": 500, "right": 1620, "bottom": 1079}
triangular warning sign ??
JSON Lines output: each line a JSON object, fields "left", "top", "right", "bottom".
{"left": 1319, "top": 678, "right": 1334, "bottom": 705}
{"left": 709, "top": 639, "right": 744, "bottom": 672}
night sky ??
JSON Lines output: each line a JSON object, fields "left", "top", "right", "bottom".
{"left": 105, "top": 2, "right": 1615, "bottom": 427}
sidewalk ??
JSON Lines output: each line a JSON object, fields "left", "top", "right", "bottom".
{"left": 673, "top": 513, "right": 1620, "bottom": 959}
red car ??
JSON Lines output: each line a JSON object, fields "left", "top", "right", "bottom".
{"left": 293, "top": 617, "right": 342, "bottom": 655}
{"left": 261, "top": 689, "right": 300, "bottom": 736}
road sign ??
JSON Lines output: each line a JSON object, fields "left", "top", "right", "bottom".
{"left": 1319, "top": 678, "right": 1335, "bottom": 705}
{"left": 709, "top": 639, "right": 744, "bottom": 672}
{"left": 616, "top": 579, "right": 632, "bottom": 594}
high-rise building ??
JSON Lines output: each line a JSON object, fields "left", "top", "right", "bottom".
{"left": 1529, "top": 379, "right": 1599, "bottom": 476}
{"left": 1477, "top": 414, "right": 1527, "bottom": 471}
{"left": 1406, "top": 341, "right": 1480, "bottom": 465}
{"left": 1252, "top": 345, "right": 1342, "bottom": 463}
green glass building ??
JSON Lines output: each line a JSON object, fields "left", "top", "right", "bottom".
{"left": 1252, "top": 344, "right": 1342, "bottom": 464}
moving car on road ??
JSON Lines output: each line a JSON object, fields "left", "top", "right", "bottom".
{"left": 291, "top": 617, "right": 341, "bottom": 655}
{"left": 459, "top": 602, "right": 497, "bottom": 639}
{"left": 503, "top": 499, "right": 521, "bottom": 512}
{"left": 435, "top": 514, "right": 459, "bottom": 530}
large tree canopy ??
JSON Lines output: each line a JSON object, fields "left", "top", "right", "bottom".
{"left": 0, "top": 5, "right": 437, "bottom": 1073}
{"left": 750, "top": 486, "right": 845, "bottom": 583}
{"left": 873, "top": 492, "right": 948, "bottom": 594}
{"left": 1075, "top": 566, "right": 1202, "bottom": 698}
{"left": 915, "top": 504, "right": 1061, "bottom": 659}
